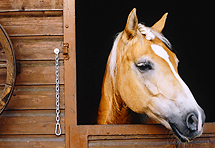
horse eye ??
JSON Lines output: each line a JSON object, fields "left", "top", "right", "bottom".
{"left": 136, "top": 62, "right": 153, "bottom": 72}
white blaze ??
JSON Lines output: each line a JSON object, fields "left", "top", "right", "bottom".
{"left": 150, "top": 44, "right": 202, "bottom": 132}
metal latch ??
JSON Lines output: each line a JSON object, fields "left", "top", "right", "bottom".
{"left": 63, "top": 43, "right": 69, "bottom": 60}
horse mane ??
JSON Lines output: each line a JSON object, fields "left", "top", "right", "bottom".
{"left": 109, "top": 32, "right": 123, "bottom": 79}
{"left": 109, "top": 24, "right": 173, "bottom": 80}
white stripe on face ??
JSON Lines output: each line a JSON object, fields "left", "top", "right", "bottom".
{"left": 150, "top": 44, "right": 202, "bottom": 132}
{"left": 151, "top": 44, "right": 190, "bottom": 95}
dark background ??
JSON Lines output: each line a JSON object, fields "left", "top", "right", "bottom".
{"left": 76, "top": 1, "right": 215, "bottom": 124}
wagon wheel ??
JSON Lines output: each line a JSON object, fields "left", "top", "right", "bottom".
{"left": 0, "top": 24, "right": 16, "bottom": 114}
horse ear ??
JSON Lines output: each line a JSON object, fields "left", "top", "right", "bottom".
{"left": 124, "top": 8, "right": 138, "bottom": 39}
{"left": 151, "top": 13, "right": 168, "bottom": 33}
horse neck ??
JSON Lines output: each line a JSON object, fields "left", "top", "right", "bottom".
{"left": 97, "top": 65, "right": 138, "bottom": 124}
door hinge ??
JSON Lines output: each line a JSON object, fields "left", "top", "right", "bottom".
{"left": 63, "top": 43, "right": 69, "bottom": 60}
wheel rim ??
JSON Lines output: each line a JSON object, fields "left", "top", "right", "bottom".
{"left": 0, "top": 24, "right": 16, "bottom": 114}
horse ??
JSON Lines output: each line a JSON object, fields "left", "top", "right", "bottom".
{"left": 97, "top": 8, "right": 205, "bottom": 143}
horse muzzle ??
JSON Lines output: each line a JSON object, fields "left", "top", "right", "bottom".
{"left": 169, "top": 110, "right": 206, "bottom": 143}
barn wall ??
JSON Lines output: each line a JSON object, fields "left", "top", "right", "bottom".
{"left": 0, "top": 0, "right": 65, "bottom": 147}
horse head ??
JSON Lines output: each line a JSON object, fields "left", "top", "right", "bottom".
{"left": 98, "top": 8, "right": 205, "bottom": 142}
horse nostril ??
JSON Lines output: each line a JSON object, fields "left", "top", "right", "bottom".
{"left": 186, "top": 113, "right": 198, "bottom": 131}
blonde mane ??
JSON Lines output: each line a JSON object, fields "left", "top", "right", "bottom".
{"left": 109, "top": 32, "right": 122, "bottom": 79}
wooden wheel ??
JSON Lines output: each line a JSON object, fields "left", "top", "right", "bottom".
{"left": 0, "top": 24, "right": 16, "bottom": 114}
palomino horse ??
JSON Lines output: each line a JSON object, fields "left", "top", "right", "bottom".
{"left": 97, "top": 8, "right": 205, "bottom": 142}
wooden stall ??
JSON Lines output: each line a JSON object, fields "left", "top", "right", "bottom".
{"left": 0, "top": 0, "right": 215, "bottom": 148}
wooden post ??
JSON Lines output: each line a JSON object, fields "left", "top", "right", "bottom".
{"left": 63, "top": 0, "right": 77, "bottom": 147}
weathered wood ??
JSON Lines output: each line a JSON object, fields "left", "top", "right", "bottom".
{"left": 88, "top": 134, "right": 175, "bottom": 141}
{"left": 0, "top": 10, "right": 63, "bottom": 17}
{"left": 0, "top": 85, "right": 65, "bottom": 110}
{"left": 64, "top": 0, "right": 76, "bottom": 147}
{"left": 0, "top": 135, "right": 65, "bottom": 148}
{"left": 0, "top": 68, "right": 7, "bottom": 84}
{"left": 3, "top": 36, "right": 63, "bottom": 60}
{"left": 0, "top": 63, "right": 7, "bottom": 69}
{"left": 89, "top": 137, "right": 215, "bottom": 148}
{"left": 0, "top": 11, "right": 63, "bottom": 37}
{"left": 0, "top": 24, "right": 16, "bottom": 113}
{"left": 0, "top": 0, "right": 63, "bottom": 11}
{"left": 0, "top": 1, "right": 65, "bottom": 147}
{"left": 89, "top": 139, "right": 177, "bottom": 148}
{"left": 89, "top": 134, "right": 215, "bottom": 148}
{"left": 0, "top": 110, "right": 65, "bottom": 134}
{"left": 0, "top": 61, "right": 64, "bottom": 85}
{"left": 70, "top": 124, "right": 215, "bottom": 148}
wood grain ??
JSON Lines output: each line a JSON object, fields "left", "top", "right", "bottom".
{"left": 12, "top": 36, "right": 63, "bottom": 60}
{"left": 64, "top": 0, "right": 77, "bottom": 147}
{"left": 89, "top": 137, "right": 215, "bottom": 148}
{"left": 0, "top": 110, "right": 65, "bottom": 135}
{"left": 0, "top": 11, "right": 63, "bottom": 36}
{"left": 2, "top": 85, "right": 65, "bottom": 110}
{"left": 70, "top": 124, "right": 215, "bottom": 148}
{"left": 0, "top": 61, "right": 64, "bottom": 85}
{"left": 0, "top": 0, "right": 63, "bottom": 11}
{"left": 0, "top": 135, "right": 65, "bottom": 148}
{"left": 0, "top": 36, "right": 63, "bottom": 61}
{"left": 0, "top": 2, "right": 65, "bottom": 147}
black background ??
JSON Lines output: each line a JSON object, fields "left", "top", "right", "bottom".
{"left": 76, "top": 1, "right": 215, "bottom": 124}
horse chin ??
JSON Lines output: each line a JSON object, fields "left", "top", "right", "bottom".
{"left": 169, "top": 123, "right": 191, "bottom": 143}
{"left": 149, "top": 116, "right": 193, "bottom": 143}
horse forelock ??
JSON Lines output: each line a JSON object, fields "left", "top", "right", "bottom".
{"left": 108, "top": 24, "right": 173, "bottom": 80}
{"left": 138, "top": 23, "right": 172, "bottom": 51}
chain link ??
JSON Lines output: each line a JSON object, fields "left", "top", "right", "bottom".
{"left": 54, "top": 48, "right": 61, "bottom": 136}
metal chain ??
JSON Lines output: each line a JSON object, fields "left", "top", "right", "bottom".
{"left": 54, "top": 48, "right": 61, "bottom": 136}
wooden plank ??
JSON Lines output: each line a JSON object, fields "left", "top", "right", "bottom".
{"left": 0, "top": 10, "right": 63, "bottom": 17}
{"left": 202, "top": 122, "right": 215, "bottom": 133}
{"left": 0, "top": 85, "right": 65, "bottom": 110}
{"left": 0, "top": 135, "right": 65, "bottom": 148}
{"left": 89, "top": 139, "right": 177, "bottom": 148}
{"left": 89, "top": 137, "right": 215, "bottom": 148}
{"left": 70, "top": 124, "right": 215, "bottom": 148}
{"left": 0, "top": 61, "right": 64, "bottom": 85}
{"left": 0, "top": 110, "right": 65, "bottom": 135}
{"left": 88, "top": 134, "right": 175, "bottom": 141}
{"left": 70, "top": 125, "right": 169, "bottom": 148}
{"left": 0, "top": 0, "right": 63, "bottom": 11}
{"left": 2, "top": 36, "right": 63, "bottom": 60}
{"left": 0, "top": 36, "right": 63, "bottom": 61}
{"left": 89, "top": 134, "right": 215, "bottom": 148}
{"left": 0, "top": 11, "right": 63, "bottom": 36}
{"left": 64, "top": 0, "right": 76, "bottom": 147}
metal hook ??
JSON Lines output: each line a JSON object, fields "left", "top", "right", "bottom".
{"left": 55, "top": 122, "right": 61, "bottom": 136}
